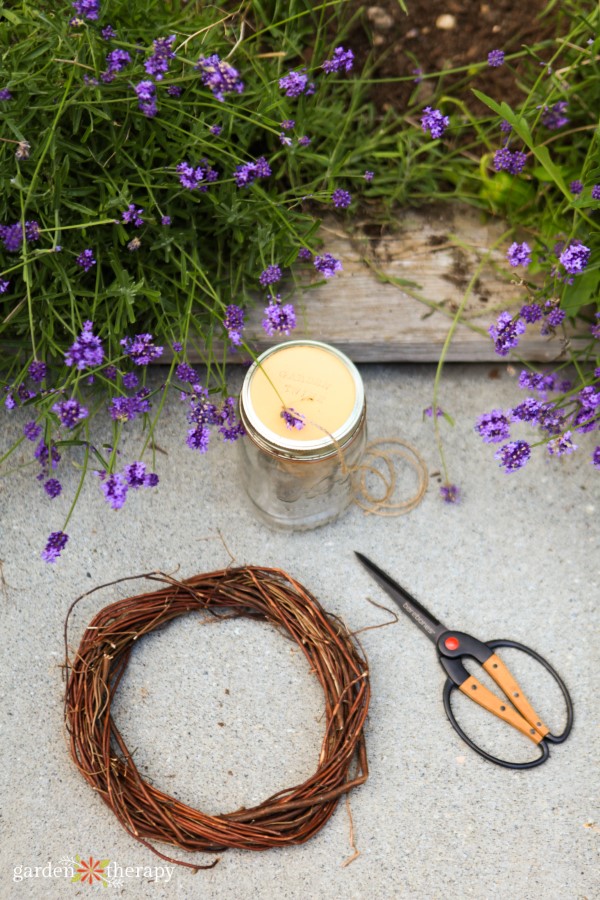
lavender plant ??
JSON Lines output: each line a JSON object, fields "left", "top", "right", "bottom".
{"left": 395, "top": 2, "right": 600, "bottom": 496}
{"left": 0, "top": 0, "right": 367, "bottom": 561}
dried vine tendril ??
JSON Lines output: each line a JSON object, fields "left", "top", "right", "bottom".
{"left": 64, "top": 566, "right": 370, "bottom": 871}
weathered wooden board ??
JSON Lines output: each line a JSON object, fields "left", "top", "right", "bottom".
{"left": 191, "top": 204, "right": 582, "bottom": 364}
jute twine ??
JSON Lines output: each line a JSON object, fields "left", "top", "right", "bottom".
{"left": 351, "top": 437, "right": 429, "bottom": 516}
{"left": 64, "top": 566, "right": 370, "bottom": 870}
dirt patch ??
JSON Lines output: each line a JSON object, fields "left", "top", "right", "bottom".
{"left": 343, "top": 0, "right": 565, "bottom": 115}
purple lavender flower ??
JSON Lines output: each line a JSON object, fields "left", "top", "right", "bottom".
{"left": 279, "top": 70, "right": 308, "bottom": 98}
{"left": 121, "top": 204, "right": 144, "bottom": 227}
{"left": 76, "top": 248, "right": 96, "bottom": 272}
{"left": 209, "top": 123, "right": 222, "bottom": 135}
{"left": 412, "top": 68, "right": 423, "bottom": 84}
{"left": 520, "top": 303, "right": 543, "bottom": 323}
{"left": 500, "top": 120, "right": 512, "bottom": 134}
{"left": 104, "top": 365, "right": 118, "bottom": 381}
{"left": 298, "top": 136, "right": 311, "bottom": 147}
{"left": 421, "top": 107, "right": 449, "bottom": 139}
{"left": 196, "top": 54, "right": 244, "bottom": 101}
{"left": 494, "top": 440, "right": 531, "bottom": 473}
{"left": 28, "top": 360, "right": 47, "bottom": 382}
{"left": 279, "top": 133, "right": 293, "bottom": 147}
{"left": 475, "top": 409, "right": 511, "bottom": 443}
{"left": 314, "top": 253, "right": 342, "bottom": 279}
{"left": 332, "top": 189, "right": 352, "bottom": 209}
{"left": 592, "top": 447, "right": 600, "bottom": 470}
{"left": 592, "top": 185, "right": 600, "bottom": 200}
{"left": 511, "top": 397, "right": 544, "bottom": 423}
{"left": 0, "top": 88, "right": 13, "bottom": 101}
{"left": 0, "top": 279, "right": 9, "bottom": 293}
{"left": 172, "top": 341, "right": 182, "bottom": 352}
{"left": 541, "top": 101, "right": 569, "bottom": 130}
{"left": 281, "top": 119, "right": 295, "bottom": 131}
{"left": 487, "top": 49, "right": 505, "bottom": 67}
{"left": 493, "top": 148, "right": 527, "bottom": 174}
{"left": 101, "top": 25, "right": 116, "bottom": 39}
{"left": 122, "top": 372, "right": 139, "bottom": 389}
{"left": 0, "top": 223, "right": 23, "bottom": 252}
{"left": 52, "top": 399, "right": 88, "bottom": 428}
{"left": 35, "top": 439, "right": 61, "bottom": 472}
{"left": 262, "top": 299, "right": 297, "bottom": 336}
{"left": 4, "top": 391, "right": 15, "bottom": 410}
{"left": 23, "top": 420, "right": 42, "bottom": 441}
{"left": 145, "top": 35, "right": 175, "bottom": 81}
{"left": 167, "top": 85, "right": 182, "bottom": 97}
{"left": 71, "top": 0, "right": 98, "bottom": 19}
{"left": 298, "top": 247, "right": 313, "bottom": 261}
{"left": 569, "top": 180, "right": 583, "bottom": 195}
{"left": 488, "top": 311, "right": 526, "bottom": 356}
{"left": 101, "top": 473, "right": 128, "bottom": 509}
{"left": 558, "top": 241, "right": 591, "bottom": 274}
{"left": 134, "top": 80, "right": 157, "bottom": 117}
{"left": 259, "top": 264, "right": 282, "bottom": 286}
{"left": 44, "top": 478, "right": 62, "bottom": 499}
{"left": 224, "top": 304, "right": 245, "bottom": 346}
{"left": 322, "top": 46, "right": 354, "bottom": 74}
{"left": 109, "top": 391, "right": 151, "bottom": 422}
{"left": 364, "top": 170, "right": 374, "bottom": 182}
{"left": 120, "top": 333, "right": 163, "bottom": 365}
{"left": 65, "top": 321, "right": 104, "bottom": 370}
{"left": 102, "top": 48, "right": 131, "bottom": 81}
{"left": 25, "top": 220, "right": 40, "bottom": 242}
{"left": 234, "top": 157, "right": 271, "bottom": 187}
{"left": 214, "top": 396, "right": 245, "bottom": 442}
{"left": 176, "top": 362, "right": 197, "bottom": 383}
{"left": 17, "top": 383, "right": 35, "bottom": 403}
{"left": 123, "top": 461, "right": 159, "bottom": 488}
{"left": 572, "top": 387, "right": 600, "bottom": 433}
{"left": 440, "top": 484, "right": 460, "bottom": 503}
{"left": 186, "top": 424, "right": 211, "bottom": 453}
{"left": 281, "top": 407, "right": 305, "bottom": 430}
{"left": 424, "top": 406, "right": 444, "bottom": 418}
{"left": 506, "top": 241, "right": 532, "bottom": 267}
{"left": 176, "top": 161, "right": 205, "bottom": 190}
{"left": 518, "top": 370, "right": 555, "bottom": 393}
{"left": 545, "top": 306, "right": 565, "bottom": 328}
{"left": 161, "top": 215, "right": 171, "bottom": 226}
{"left": 41, "top": 530, "right": 69, "bottom": 563}
{"left": 254, "top": 157, "right": 271, "bottom": 179}
{"left": 548, "top": 432, "right": 577, "bottom": 457}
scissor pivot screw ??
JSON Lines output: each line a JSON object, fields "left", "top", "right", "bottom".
{"left": 471, "top": 684, "right": 477, "bottom": 690}
{"left": 513, "top": 692, "right": 519, "bottom": 697}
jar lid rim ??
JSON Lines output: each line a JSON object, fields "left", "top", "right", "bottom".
{"left": 240, "top": 340, "right": 365, "bottom": 453}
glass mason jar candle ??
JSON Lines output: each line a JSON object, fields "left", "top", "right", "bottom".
{"left": 238, "top": 340, "right": 367, "bottom": 531}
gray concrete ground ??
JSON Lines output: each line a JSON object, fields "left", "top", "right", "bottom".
{"left": 0, "top": 363, "right": 598, "bottom": 900}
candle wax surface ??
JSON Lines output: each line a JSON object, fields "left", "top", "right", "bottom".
{"left": 249, "top": 345, "right": 357, "bottom": 442}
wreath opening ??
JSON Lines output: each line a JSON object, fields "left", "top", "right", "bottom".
{"left": 64, "top": 566, "right": 370, "bottom": 870}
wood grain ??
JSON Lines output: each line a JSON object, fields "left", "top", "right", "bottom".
{"left": 188, "top": 205, "right": 583, "bottom": 364}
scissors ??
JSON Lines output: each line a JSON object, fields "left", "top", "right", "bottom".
{"left": 356, "top": 552, "right": 573, "bottom": 769}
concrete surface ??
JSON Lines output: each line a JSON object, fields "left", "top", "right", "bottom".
{"left": 0, "top": 363, "right": 598, "bottom": 900}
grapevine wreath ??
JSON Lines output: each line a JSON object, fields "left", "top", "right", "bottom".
{"left": 64, "top": 566, "right": 371, "bottom": 869}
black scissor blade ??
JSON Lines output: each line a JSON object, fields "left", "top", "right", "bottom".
{"left": 355, "top": 552, "right": 447, "bottom": 644}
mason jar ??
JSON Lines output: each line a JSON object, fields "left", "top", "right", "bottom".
{"left": 238, "top": 340, "right": 367, "bottom": 531}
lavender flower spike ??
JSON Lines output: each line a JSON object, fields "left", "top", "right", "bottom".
{"left": 494, "top": 440, "right": 531, "bottom": 473}
{"left": 506, "top": 241, "right": 532, "bottom": 267}
{"left": 421, "top": 107, "right": 449, "bottom": 139}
